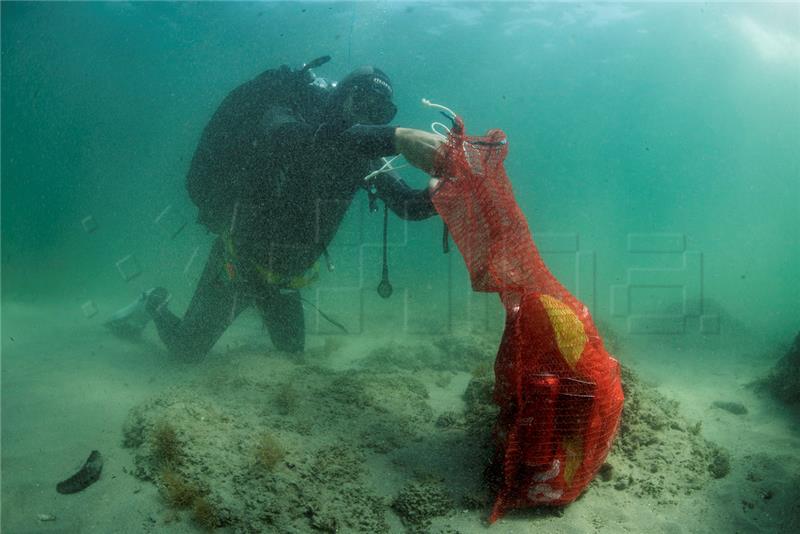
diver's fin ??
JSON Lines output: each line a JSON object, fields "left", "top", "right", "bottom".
{"left": 104, "top": 292, "right": 152, "bottom": 340}
{"left": 300, "top": 55, "right": 331, "bottom": 74}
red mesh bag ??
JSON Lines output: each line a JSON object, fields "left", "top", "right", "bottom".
{"left": 430, "top": 117, "right": 624, "bottom": 523}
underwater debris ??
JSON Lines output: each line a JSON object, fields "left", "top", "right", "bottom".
{"left": 462, "top": 364, "right": 731, "bottom": 504}
{"left": 712, "top": 400, "right": 749, "bottom": 415}
{"left": 56, "top": 450, "right": 103, "bottom": 494}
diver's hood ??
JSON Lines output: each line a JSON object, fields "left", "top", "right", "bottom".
{"left": 329, "top": 66, "right": 397, "bottom": 125}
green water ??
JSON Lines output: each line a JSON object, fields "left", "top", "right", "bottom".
{"left": 1, "top": 2, "right": 798, "bottom": 532}
{"left": 3, "top": 2, "right": 797, "bottom": 338}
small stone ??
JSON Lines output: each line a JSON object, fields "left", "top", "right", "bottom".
{"left": 435, "top": 411, "right": 458, "bottom": 428}
{"left": 708, "top": 446, "right": 731, "bottom": 479}
{"left": 598, "top": 463, "right": 614, "bottom": 482}
{"left": 37, "top": 514, "right": 56, "bottom": 522}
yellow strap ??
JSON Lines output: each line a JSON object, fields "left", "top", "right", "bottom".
{"left": 255, "top": 262, "right": 319, "bottom": 289}
{"left": 222, "top": 231, "right": 319, "bottom": 289}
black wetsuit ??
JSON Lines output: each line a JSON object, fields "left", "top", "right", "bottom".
{"left": 151, "top": 65, "right": 436, "bottom": 358}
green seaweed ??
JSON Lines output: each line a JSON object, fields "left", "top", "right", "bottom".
{"left": 254, "top": 433, "right": 285, "bottom": 470}
{"left": 152, "top": 421, "right": 183, "bottom": 466}
{"left": 160, "top": 468, "right": 200, "bottom": 509}
{"left": 192, "top": 496, "right": 221, "bottom": 531}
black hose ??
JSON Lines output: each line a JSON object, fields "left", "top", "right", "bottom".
{"left": 377, "top": 202, "right": 393, "bottom": 299}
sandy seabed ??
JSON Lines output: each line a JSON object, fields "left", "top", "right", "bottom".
{"left": 2, "top": 300, "right": 799, "bottom": 533}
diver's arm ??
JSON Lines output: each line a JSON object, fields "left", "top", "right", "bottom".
{"left": 344, "top": 125, "right": 440, "bottom": 218}
{"left": 265, "top": 105, "right": 443, "bottom": 175}
{"left": 393, "top": 128, "right": 443, "bottom": 175}
{"left": 340, "top": 124, "right": 398, "bottom": 159}
{"left": 341, "top": 125, "right": 444, "bottom": 171}
{"left": 371, "top": 168, "right": 437, "bottom": 221}
{"left": 264, "top": 110, "right": 396, "bottom": 162}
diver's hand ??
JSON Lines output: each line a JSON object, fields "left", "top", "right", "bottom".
{"left": 395, "top": 128, "right": 443, "bottom": 176}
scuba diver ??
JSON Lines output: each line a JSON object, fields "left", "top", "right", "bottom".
{"left": 105, "top": 56, "right": 443, "bottom": 358}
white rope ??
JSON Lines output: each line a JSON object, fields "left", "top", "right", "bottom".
{"left": 421, "top": 98, "right": 456, "bottom": 119}
{"left": 430, "top": 121, "right": 450, "bottom": 139}
{"left": 422, "top": 98, "right": 457, "bottom": 139}
{"left": 362, "top": 98, "right": 457, "bottom": 183}
{"left": 363, "top": 155, "right": 409, "bottom": 183}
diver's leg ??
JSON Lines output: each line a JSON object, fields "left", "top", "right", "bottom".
{"left": 150, "top": 239, "right": 249, "bottom": 360}
{"left": 256, "top": 288, "right": 305, "bottom": 353}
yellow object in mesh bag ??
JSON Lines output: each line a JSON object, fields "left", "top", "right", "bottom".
{"left": 539, "top": 294, "right": 587, "bottom": 369}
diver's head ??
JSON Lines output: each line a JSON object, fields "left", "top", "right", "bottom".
{"left": 331, "top": 66, "right": 397, "bottom": 126}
